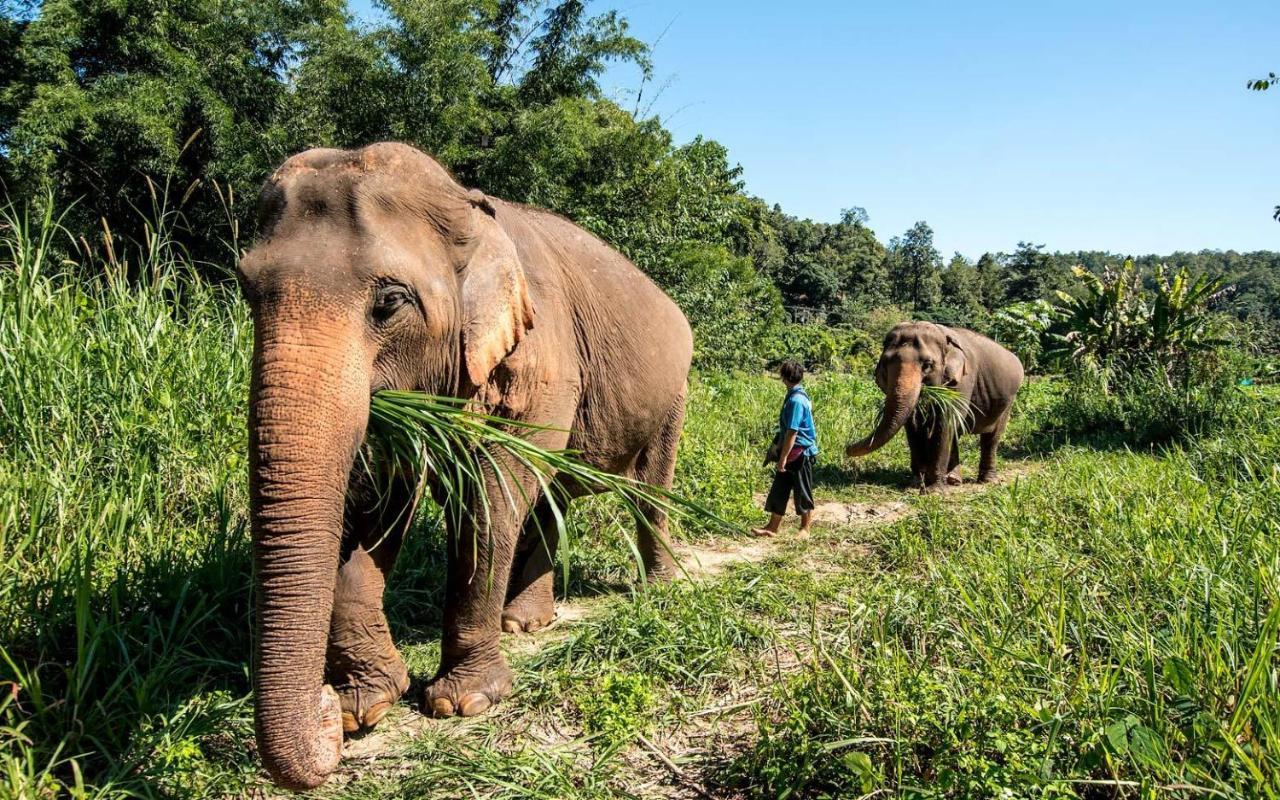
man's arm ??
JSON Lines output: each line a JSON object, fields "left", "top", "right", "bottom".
{"left": 777, "top": 429, "right": 799, "bottom": 473}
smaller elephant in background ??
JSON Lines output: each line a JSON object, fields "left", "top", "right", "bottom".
{"left": 845, "top": 322, "right": 1023, "bottom": 491}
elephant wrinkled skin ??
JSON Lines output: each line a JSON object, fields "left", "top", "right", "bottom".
{"left": 845, "top": 322, "right": 1023, "bottom": 491}
{"left": 238, "top": 143, "right": 692, "bottom": 789}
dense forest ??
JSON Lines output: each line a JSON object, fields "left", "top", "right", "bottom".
{"left": 3, "top": 0, "right": 1278, "bottom": 366}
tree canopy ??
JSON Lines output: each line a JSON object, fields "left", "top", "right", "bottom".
{"left": 2, "top": 0, "right": 1279, "bottom": 364}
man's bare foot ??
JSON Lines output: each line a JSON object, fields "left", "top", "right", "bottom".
{"left": 795, "top": 528, "right": 812, "bottom": 539}
{"left": 750, "top": 527, "right": 777, "bottom": 537}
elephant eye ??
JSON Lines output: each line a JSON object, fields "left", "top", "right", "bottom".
{"left": 922, "top": 360, "right": 935, "bottom": 372}
{"left": 371, "top": 283, "right": 414, "bottom": 323}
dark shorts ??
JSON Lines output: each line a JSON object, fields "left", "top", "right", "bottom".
{"left": 764, "top": 454, "right": 815, "bottom": 515}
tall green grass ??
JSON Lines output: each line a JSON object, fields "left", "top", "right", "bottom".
{"left": 0, "top": 203, "right": 257, "bottom": 797}
{"left": 730, "top": 413, "right": 1280, "bottom": 798}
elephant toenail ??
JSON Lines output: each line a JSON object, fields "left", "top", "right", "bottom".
{"left": 341, "top": 710, "right": 360, "bottom": 733}
{"left": 501, "top": 618, "right": 523, "bottom": 634}
{"left": 364, "top": 701, "right": 392, "bottom": 727}
{"left": 430, "top": 697, "right": 455, "bottom": 717}
{"left": 459, "top": 693, "right": 491, "bottom": 716}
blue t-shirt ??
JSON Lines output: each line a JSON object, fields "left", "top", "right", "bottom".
{"left": 779, "top": 385, "right": 819, "bottom": 458}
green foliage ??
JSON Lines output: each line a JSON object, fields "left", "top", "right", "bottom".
{"left": 768, "top": 323, "right": 844, "bottom": 372}
{"left": 8, "top": 0, "right": 1280, "bottom": 366}
{"left": 730, "top": 412, "right": 1280, "bottom": 797}
{"left": 1051, "top": 261, "right": 1231, "bottom": 374}
{"left": 0, "top": 0, "right": 659, "bottom": 262}
{"left": 990, "top": 298, "right": 1057, "bottom": 373}
{"left": 1034, "top": 262, "right": 1246, "bottom": 446}
{"left": 515, "top": 0, "right": 649, "bottom": 105}
{"left": 0, "top": 200, "right": 257, "bottom": 797}
{"left": 1005, "top": 241, "right": 1070, "bottom": 302}
{"left": 1, "top": 0, "right": 338, "bottom": 246}
{"left": 1248, "top": 70, "right": 1277, "bottom": 90}
{"left": 936, "top": 251, "right": 986, "bottom": 326}
{"left": 974, "top": 251, "right": 1008, "bottom": 311}
{"left": 661, "top": 244, "right": 784, "bottom": 372}
{"left": 888, "top": 220, "right": 943, "bottom": 312}
{"left": 723, "top": 198, "right": 887, "bottom": 324}
{"left": 576, "top": 671, "right": 654, "bottom": 747}
{"left": 1039, "top": 358, "right": 1252, "bottom": 447}
{"left": 915, "top": 384, "right": 974, "bottom": 436}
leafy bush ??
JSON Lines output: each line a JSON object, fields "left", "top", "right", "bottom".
{"left": 1041, "top": 358, "right": 1252, "bottom": 446}
{"left": 990, "top": 299, "right": 1058, "bottom": 373}
{"left": 576, "top": 671, "right": 654, "bottom": 747}
{"left": 767, "top": 323, "right": 844, "bottom": 371}
{"left": 1032, "top": 262, "right": 1245, "bottom": 445}
{"left": 662, "top": 244, "right": 785, "bottom": 372}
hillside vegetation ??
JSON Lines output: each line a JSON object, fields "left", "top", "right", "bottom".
{"left": 1, "top": 203, "right": 1278, "bottom": 798}
{"left": 2, "top": 2, "right": 1279, "bottom": 798}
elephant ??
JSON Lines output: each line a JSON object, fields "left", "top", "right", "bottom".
{"left": 237, "top": 142, "right": 692, "bottom": 789}
{"left": 845, "top": 322, "right": 1023, "bottom": 490}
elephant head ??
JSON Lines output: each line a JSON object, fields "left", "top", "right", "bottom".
{"left": 236, "top": 144, "right": 534, "bottom": 790}
{"left": 845, "top": 322, "right": 966, "bottom": 458}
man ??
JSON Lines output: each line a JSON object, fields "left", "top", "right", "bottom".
{"left": 753, "top": 360, "right": 819, "bottom": 537}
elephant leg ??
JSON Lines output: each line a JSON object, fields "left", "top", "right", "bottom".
{"left": 921, "top": 425, "right": 953, "bottom": 493}
{"left": 501, "top": 496, "right": 560, "bottom": 634}
{"left": 425, "top": 457, "right": 541, "bottom": 718}
{"left": 905, "top": 424, "right": 927, "bottom": 488}
{"left": 946, "top": 433, "right": 962, "bottom": 485}
{"left": 631, "top": 388, "right": 685, "bottom": 582}
{"left": 979, "top": 408, "right": 1011, "bottom": 483}
{"left": 327, "top": 473, "right": 418, "bottom": 733}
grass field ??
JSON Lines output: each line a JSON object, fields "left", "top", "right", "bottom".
{"left": 2, "top": 213, "right": 1279, "bottom": 798}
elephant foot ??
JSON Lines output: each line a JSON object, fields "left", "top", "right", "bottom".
{"left": 945, "top": 470, "right": 962, "bottom": 486}
{"left": 501, "top": 594, "right": 556, "bottom": 634}
{"left": 921, "top": 481, "right": 948, "bottom": 495}
{"left": 643, "top": 560, "right": 678, "bottom": 583}
{"left": 424, "top": 654, "right": 513, "bottom": 718}
{"left": 977, "top": 470, "right": 997, "bottom": 484}
{"left": 330, "top": 649, "right": 410, "bottom": 733}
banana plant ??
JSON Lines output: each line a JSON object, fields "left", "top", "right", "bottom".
{"left": 1047, "top": 260, "right": 1233, "bottom": 388}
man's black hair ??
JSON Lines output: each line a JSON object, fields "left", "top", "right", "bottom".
{"left": 779, "top": 360, "right": 804, "bottom": 384}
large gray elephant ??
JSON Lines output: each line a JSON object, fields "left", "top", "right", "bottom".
{"left": 845, "top": 322, "right": 1023, "bottom": 490}
{"left": 238, "top": 143, "right": 692, "bottom": 789}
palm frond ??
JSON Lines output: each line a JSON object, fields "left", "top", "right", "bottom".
{"left": 362, "top": 390, "right": 736, "bottom": 582}
{"left": 914, "top": 384, "right": 974, "bottom": 435}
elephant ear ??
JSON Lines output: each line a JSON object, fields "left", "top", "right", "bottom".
{"left": 942, "top": 331, "right": 967, "bottom": 385}
{"left": 459, "top": 204, "right": 535, "bottom": 388}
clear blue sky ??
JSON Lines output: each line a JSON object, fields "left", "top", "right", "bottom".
{"left": 354, "top": 1, "right": 1280, "bottom": 258}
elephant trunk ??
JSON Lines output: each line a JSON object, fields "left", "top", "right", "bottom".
{"left": 846, "top": 362, "right": 922, "bottom": 458}
{"left": 248, "top": 321, "right": 368, "bottom": 790}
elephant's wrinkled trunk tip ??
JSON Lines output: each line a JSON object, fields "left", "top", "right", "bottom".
{"left": 258, "top": 685, "right": 344, "bottom": 790}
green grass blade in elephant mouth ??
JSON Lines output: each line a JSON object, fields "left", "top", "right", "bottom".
{"left": 914, "top": 384, "right": 975, "bottom": 435}
{"left": 362, "top": 390, "right": 736, "bottom": 582}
